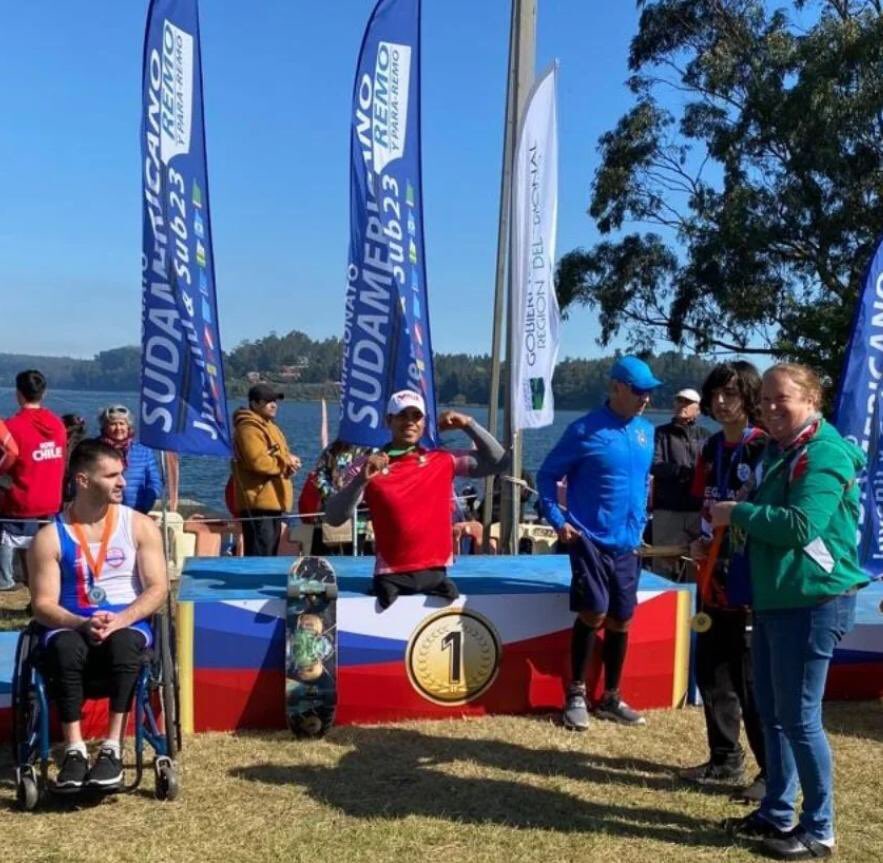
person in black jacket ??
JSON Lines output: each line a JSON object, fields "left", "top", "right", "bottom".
{"left": 650, "top": 388, "right": 707, "bottom": 575}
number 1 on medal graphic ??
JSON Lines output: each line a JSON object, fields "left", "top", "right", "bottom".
{"left": 406, "top": 609, "right": 501, "bottom": 705}
{"left": 441, "top": 630, "right": 462, "bottom": 686}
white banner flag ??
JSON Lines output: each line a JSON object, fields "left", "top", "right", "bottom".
{"left": 511, "top": 63, "right": 560, "bottom": 430}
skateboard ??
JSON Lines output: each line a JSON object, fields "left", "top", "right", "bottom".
{"left": 285, "top": 556, "right": 338, "bottom": 738}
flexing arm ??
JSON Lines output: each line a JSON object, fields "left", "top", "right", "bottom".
{"left": 441, "top": 413, "right": 508, "bottom": 478}
{"left": 29, "top": 525, "right": 90, "bottom": 632}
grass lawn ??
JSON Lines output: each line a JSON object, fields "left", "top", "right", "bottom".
{"left": 1, "top": 702, "right": 880, "bottom": 863}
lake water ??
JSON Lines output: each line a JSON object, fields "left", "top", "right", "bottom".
{"left": 0, "top": 387, "right": 684, "bottom": 512}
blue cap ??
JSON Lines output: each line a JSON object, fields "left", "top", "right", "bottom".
{"left": 609, "top": 356, "right": 663, "bottom": 390}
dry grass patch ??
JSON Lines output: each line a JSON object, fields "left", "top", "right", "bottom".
{"left": 0, "top": 587, "right": 30, "bottom": 632}
{"left": 1, "top": 702, "right": 881, "bottom": 863}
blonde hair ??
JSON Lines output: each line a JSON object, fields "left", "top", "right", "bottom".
{"left": 764, "top": 363, "right": 823, "bottom": 408}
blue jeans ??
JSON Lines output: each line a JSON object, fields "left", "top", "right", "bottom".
{"left": 0, "top": 543, "right": 15, "bottom": 589}
{"left": 752, "top": 593, "right": 857, "bottom": 840}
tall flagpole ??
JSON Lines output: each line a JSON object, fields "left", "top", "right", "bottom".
{"left": 483, "top": 0, "right": 536, "bottom": 553}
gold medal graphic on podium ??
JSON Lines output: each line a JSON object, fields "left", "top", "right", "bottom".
{"left": 407, "top": 609, "right": 501, "bottom": 706}
{"left": 691, "top": 611, "right": 713, "bottom": 633}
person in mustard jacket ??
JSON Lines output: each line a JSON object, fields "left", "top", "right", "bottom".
{"left": 712, "top": 364, "right": 868, "bottom": 860}
{"left": 230, "top": 383, "right": 301, "bottom": 555}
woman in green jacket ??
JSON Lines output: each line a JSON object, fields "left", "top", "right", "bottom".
{"left": 711, "top": 364, "right": 867, "bottom": 861}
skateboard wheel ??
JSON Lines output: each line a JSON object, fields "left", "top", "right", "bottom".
{"left": 299, "top": 614, "right": 324, "bottom": 636}
{"left": 290, "top": 714, "right": 326, "bottom": 739}
{"left": 296, "top": 662, "right": 324, "bottom": 682}
{"left": 691, "top": 612, "right": 713, "bottom": 633}
{"left": 324, "top": 583, "right": 338, "bottom": 601}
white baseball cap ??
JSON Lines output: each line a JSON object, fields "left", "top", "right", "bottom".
{"left": 386, "top": 389, "right": 426, "bottom": 417}
{"left": 675, "top": 388, "right": 701, "bottom": 403}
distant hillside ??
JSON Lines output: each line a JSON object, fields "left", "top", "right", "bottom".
{"left": 0, "top": 332, "right": 718, "bottom": 409}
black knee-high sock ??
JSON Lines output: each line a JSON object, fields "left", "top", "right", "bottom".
{"left": 571, "top": 619, "right": 597, "bottom": 683}
{"left": 602, "top": 629, "right": 629, "bottom": 693}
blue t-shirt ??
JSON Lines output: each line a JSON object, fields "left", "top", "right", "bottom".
{"left": 537, "top": 404, "right": 654, "bottom": 555}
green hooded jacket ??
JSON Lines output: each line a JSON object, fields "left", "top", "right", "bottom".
{"left": 730, "top": 419, "right": 868, "bottom": 611}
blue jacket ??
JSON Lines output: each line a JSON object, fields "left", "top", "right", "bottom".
{"left": 537, "top": 404, "right": 654, "bottom": 555}
{"left": 122, "top": 442, "right": 163, "bottom": 514}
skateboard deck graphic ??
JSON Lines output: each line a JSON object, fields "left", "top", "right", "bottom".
{"left": 285, "top": 556, "right": 338, "bottom": 738}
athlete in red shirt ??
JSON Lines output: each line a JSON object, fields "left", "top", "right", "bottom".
{"left": 326, "top": 390, "right": 507, "bottom": 608}
{"left": 0, "top": 370, "right": 67, "bottom": 585}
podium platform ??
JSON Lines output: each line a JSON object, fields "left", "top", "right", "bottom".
{"left": 176, "top": 556, "right": 694, "bottom": 734}
{"left": 827, "top": 584, "right": 883, "bottom": 700}
{"left": 0, "top": 568, "right": 877, "bottom": 743}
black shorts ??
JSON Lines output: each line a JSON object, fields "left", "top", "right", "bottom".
{"left": 568, "top": 534, "right": 639, "bottom": 621}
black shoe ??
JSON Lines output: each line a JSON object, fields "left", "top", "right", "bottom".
{"left": 54, "top": 749, "right": 89, "bottom": 793}
{"left": 86, "top": 747, "right": 124, "bottom": 788}
{"left": 731, "top": 772, "right": 766, "bottom": 804}
{"left": 723, "top": 809, "right": 791, "bottom": 840}
{"left": 761, "top": 827, "right": 834, "bottom": 859}
{"left": 680, "top": 759, "right": 744, "bottom": 784}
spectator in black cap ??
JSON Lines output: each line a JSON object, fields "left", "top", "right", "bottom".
{"left": 229, "top": 383, "right": 301, "bottom": 555}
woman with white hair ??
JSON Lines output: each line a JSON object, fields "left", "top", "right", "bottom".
{"left": 97, "top": 405, "right": 163, "bottom": 514}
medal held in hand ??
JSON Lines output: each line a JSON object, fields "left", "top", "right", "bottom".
{"left": 691, "top": 611, "right": 713, "bottom": 633}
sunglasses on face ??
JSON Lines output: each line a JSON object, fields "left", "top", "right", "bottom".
{"left": 630, "top": 385, "right": 653, "bottom": 398}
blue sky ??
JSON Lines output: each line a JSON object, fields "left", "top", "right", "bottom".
{"left": 0, "top": 0, "right": 646, "bottom": 361}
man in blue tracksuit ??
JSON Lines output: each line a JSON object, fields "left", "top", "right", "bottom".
{"left": 537, "top": 356, "right": 662, "bottom": 729}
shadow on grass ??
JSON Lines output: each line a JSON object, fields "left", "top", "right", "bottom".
{"left": 825, "top": 700, "right": 883, "bottom": 744}
{"left": 0, "top": 750, "right": 156, "bottom": 813}
{"left": 232, "top": 725, "right": 731, "bottom": 847}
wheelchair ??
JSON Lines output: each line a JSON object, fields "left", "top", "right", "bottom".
{"left": 10, "top": 608, "right": 182, "bottom": 810}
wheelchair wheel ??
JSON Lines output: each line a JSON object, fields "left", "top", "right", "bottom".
{"left": 155, "top": 612, "right": 181, "bottom": 759}
{"left": 16, "top": 774, "right": 39, "bottom": 812}
{"left": 154, "top": 759, "right": 179, "bottom": 801}
{"left": 11, "top": 626, "right": 39, "bottom": 763}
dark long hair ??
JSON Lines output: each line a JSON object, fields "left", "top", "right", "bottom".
{"left": 700, "top": 361, "right": 763, "bottom": 427}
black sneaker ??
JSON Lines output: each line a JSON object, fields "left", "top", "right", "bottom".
{"left": 594, "top": 691, "right": 646, "bottom": 726}
{"left": 54, "top": 749, "right": 89, "bottom": 793}
{"left": 761, "top": 827, "right": 834, "bottom": 860}
{"left": 680, "top": 759, "right": 744, "bottom": 784}
{"left": 86, "top": 747, "right": 124, "bottom": 789}
{"left": 723, "top": 809, "right": 791, "bottom": 840}
{"left": 731, "top": 772, "right": 766, "bottom": 804}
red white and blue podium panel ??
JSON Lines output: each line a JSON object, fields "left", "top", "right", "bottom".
{"left": 827, "top": 583, "right": 883, "bottom": 700}
{"left": 175, "top": 557, "right": 694, "bottom": 734}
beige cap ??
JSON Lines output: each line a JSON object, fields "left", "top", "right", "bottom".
{"left": 675, "top": 388, "right": 701, "bottom": 403}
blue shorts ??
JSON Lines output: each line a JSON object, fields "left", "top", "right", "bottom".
{"left": 568, "top": 534, "right": 639, "bottom": 621}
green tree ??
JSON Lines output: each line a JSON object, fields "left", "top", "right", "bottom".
{"left": 556, "top": 0, "right": 883, "bottom": 383}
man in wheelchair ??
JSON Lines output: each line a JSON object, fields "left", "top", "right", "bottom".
{"left": 27, "top": 439, "right": 167, "bottom": 792}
